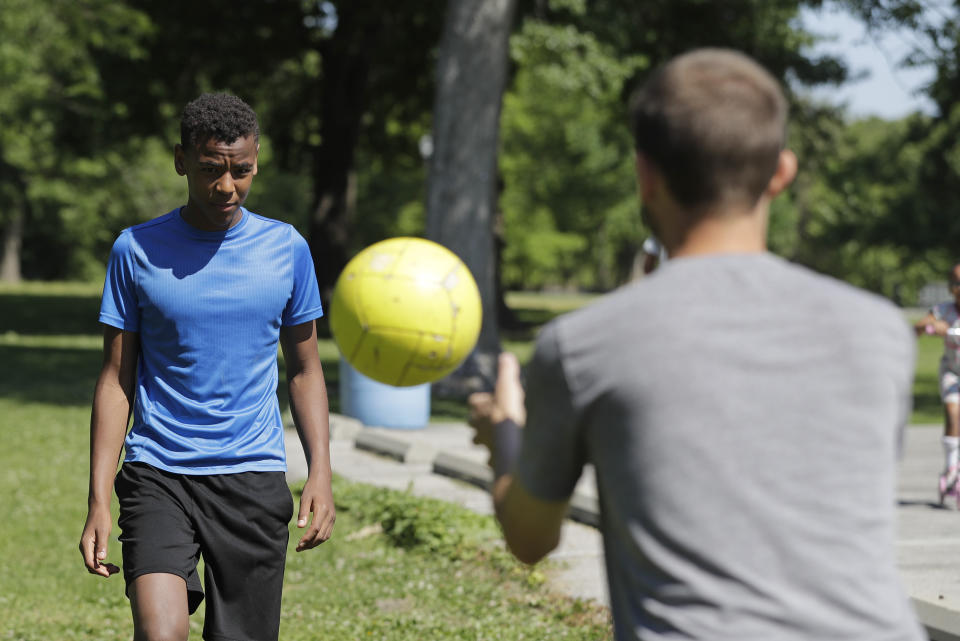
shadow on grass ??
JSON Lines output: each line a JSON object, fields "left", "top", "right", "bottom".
{"left": 0, "top": 345, "right": 100, "bottom": 406}
{"left": 0, "top": 294, "right": 102, "bottom": 336}
{"left": 914, "top": 391, "right": 943, "bottom": 424}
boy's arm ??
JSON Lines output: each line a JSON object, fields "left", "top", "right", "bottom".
{"left": 79, "top": 325, "right": 138, "bottom": 577}
{"left": 279, "top": 320, "right": 335, "bottom": 551}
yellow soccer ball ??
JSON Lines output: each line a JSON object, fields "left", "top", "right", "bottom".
{"left": 329, "top": 237, "right": 482, "bottom": 387}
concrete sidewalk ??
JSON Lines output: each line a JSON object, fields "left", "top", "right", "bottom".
{"left": 285, "top": 417, "right": 960, "bottom": 640}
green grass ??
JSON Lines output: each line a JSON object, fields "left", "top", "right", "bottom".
{"left": 0, "top": 396, "right": 611, "bottom": 640}
{"left": 0, "top": 281, "right": 611, "bottom": 640}
{"left": 914, "top": 335, "right": 944, "bottom": 425}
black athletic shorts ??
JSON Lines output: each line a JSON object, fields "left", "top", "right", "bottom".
{"left": 115, "top": 462, "right": 294, "bottom": 641}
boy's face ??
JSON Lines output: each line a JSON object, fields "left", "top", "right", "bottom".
{"left": 951, "top": 265, "right": 960, "bottom": 304}
{"left": 174, "top": 134, "right": 259, "bottom": 231}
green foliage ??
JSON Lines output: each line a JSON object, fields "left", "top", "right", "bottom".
{"left": 499, "top": 19, "right": 646, "bottom": 290}
{"left": 27, "top": 136, "right": 183, "bottom": 280}
{"left": 496, "top": 0, "right": 860, "bottom": 292}
{"left": 772, "top": 106, "right": 951, "bottom": 304}
{"left": 330, "top": 477, "right": 502, "bottom": 560}
{"left": 0, "top": 0, "right": 157, "bottom": 280}
{"left": 352, "top": 142, "right": 430, "bottom": 248}
{"left": 245, "top": 137, "right": 315, "bottom": 233}
{"left": 1, "top": 0, "right": 958, "bottom": 307}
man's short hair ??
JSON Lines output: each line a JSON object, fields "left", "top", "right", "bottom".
{"left": 630, "top": 49, "right": 788, "bottom": 214}
{"left": 180, "top": 93, "right": 260, "bottom": 148}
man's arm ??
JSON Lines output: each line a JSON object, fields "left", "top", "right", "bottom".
{"left": 490, "top": 474, "right": 568, "bottom": 564}
{"left": 469, "top": 353, "right": 569, "bottom": 565}
{"left": 279, "top": 320, "right": 335, "bottom": 551}
{"left": 79, "top": 325, "right": 138, "bottom": 577}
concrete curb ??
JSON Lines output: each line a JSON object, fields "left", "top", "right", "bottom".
{"left": 432, "top": 451, "right": 492, "bottom": 487}
{"left": 328, "top": 417, "right": 604, "bottom": 530}
{"left": 913, "top": 599, "right": 960, "bottom": 641}
{"left": 354, "top": 429, "right": 438, "bottom": 464}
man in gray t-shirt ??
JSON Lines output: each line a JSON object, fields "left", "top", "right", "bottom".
{"left": 469, "top": 49, "right": 923, "bottom": 641}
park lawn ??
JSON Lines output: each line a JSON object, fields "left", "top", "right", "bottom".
{"left": 0, "top": 395, "right": 611, "bottom": 640}
{"left": 914, "top": 334, "right": 944, "bottom": 425}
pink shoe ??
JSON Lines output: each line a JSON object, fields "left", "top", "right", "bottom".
{"left": 940, "top": 467, "right": 959, "bottom": 505}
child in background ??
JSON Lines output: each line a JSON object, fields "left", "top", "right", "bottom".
{"left": 914, "top": 263, "right": 960, "bottom": 505}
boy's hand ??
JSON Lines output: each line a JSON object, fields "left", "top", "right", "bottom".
{"left": 79, "top": 504, "right": 120, "bottom": 577}
{"left": 296, "top": 477, "right": 335, "bottom": 552}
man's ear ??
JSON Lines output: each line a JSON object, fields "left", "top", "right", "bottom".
{"left": 766, "top": 149, "right": 797, "bottom": 198}
{"left": 253, "top": 143, "right": 260, "bottom": 176}
{"left": 174, "top": 144, "right": 186, "bottom": 176}
{"left": 635, "top": 152, "right": 658, "bottom": 203}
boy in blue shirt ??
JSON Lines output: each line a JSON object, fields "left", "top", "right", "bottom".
{"left": 79, "top": 93, "right": 334, "bottom": 641}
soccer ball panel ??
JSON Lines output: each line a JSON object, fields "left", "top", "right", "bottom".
{"left": 355, "top": 275, "right": 455, "bottom": 336}
{"left": 329, "top": 237, "right": 482, "bottom": 387}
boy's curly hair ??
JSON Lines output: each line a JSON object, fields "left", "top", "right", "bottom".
{"left": 180, "top": 93, "right": 259, "bottom": 148}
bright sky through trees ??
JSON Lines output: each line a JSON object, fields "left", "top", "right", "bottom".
{"left": 798, "top": 3, "right": 948, "bottom": 119}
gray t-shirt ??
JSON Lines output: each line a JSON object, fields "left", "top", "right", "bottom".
{"left": 518, "top": 253, "right": 923, "bottom": 641}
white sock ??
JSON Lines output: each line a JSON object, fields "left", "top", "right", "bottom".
{"left": 943, "top": 436, "right": 959, "bottom": 472}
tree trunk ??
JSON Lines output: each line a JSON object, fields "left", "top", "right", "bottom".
{"left": 308, "top": 20, "right": 369, "bottom": 304}
{"left": 426, "top": 0, "right": 518, "bottom": 392}
{"left": 0, "top": 207, "right": 23, "bottom": 283}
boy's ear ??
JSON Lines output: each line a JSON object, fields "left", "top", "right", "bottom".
{"left": 174, "top": 144, "right": 186, "bottom": 176}
{"left": 767, "top": 149, "right": 797, "bottom": 198}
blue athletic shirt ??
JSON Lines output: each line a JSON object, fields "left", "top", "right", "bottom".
{"left": 99, "top": 207, "right": 324, "bottom": 474}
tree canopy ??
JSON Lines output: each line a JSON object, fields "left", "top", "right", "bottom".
{"left": 1, "top": 0, "right": 957, "bottom": 311}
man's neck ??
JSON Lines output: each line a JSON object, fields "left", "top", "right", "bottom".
{"left": 664, "top": 202, "right": 769, "bottom": 259}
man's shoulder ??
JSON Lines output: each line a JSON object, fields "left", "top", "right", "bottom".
{"left": 552, "top": 253, "right": 905, "bottom": 331}
{"left": 788, "top": 260, "right": 901, "bottom": 316}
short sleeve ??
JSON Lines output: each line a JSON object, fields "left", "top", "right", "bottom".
{"left": 281, "top": 229, "right": 324, "bottom": 326}
{"left": 515, "top": 321, "right": 586, "bottom": 502}
{"left": 931, "top": 301, "right": 954, "bottom": 321}
{"left": 99, "top": 231, "right": 140, "bottom": 331}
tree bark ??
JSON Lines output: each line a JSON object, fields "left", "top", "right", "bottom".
{"left": 307, "top": 17, "right": 369, "bottom": 304}
{"left": 426, "top": 0, "right": 518, "bottom": 390}
{"left": 0, "top": 160, "right": 27, "bottom": 283}
{"left": 0, "top": 207, "right": 23, "bottom": 283}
